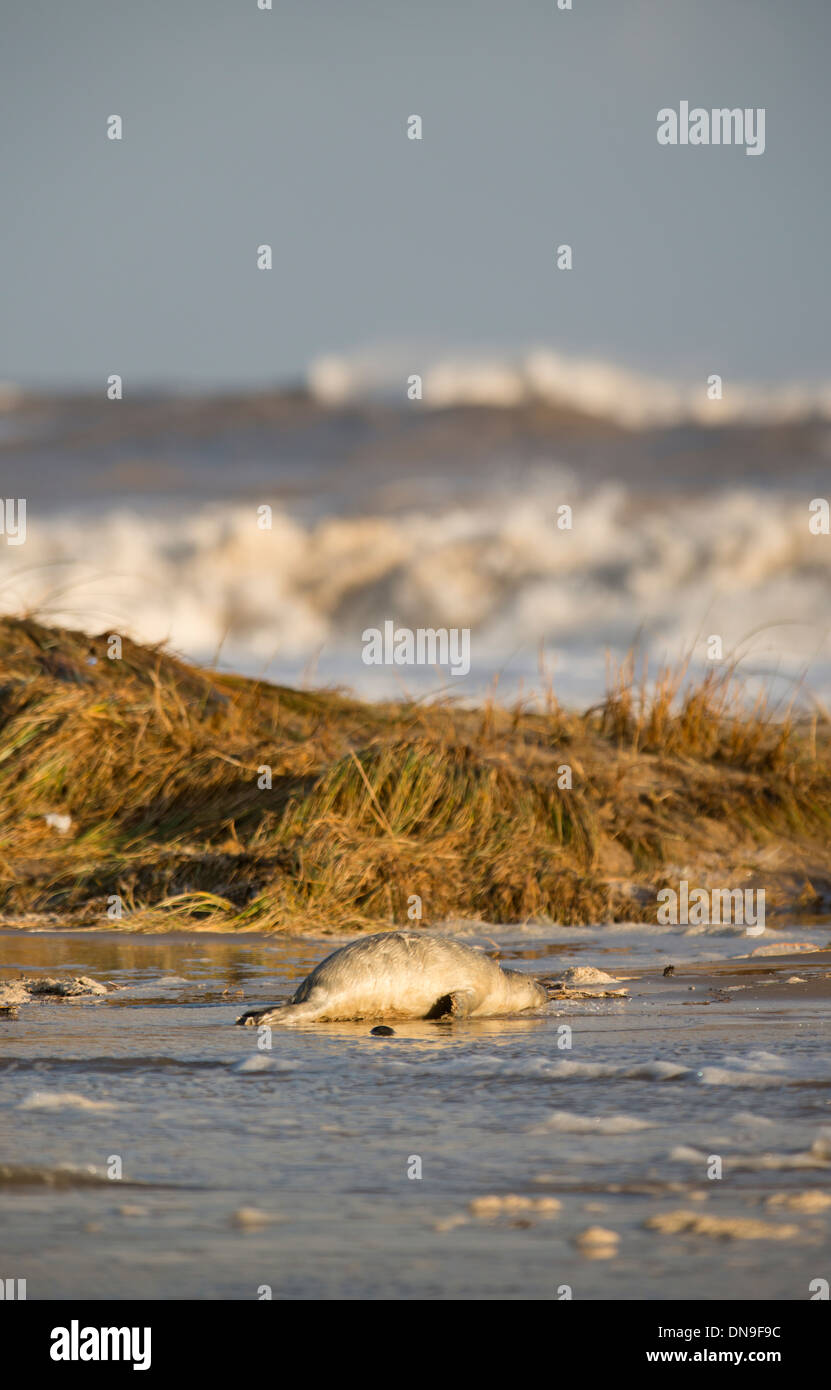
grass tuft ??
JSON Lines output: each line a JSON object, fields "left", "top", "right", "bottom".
{"left": 0, "top": 616, "right": 828, "bottom": 931}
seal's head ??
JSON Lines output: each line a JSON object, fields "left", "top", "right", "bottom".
{"left": 502, "top": 970, "right": 549, "bottom": 1011}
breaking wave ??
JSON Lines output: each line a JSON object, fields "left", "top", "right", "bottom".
{"left": 308, "top": 348, "right": 831, "bottom": 427}
{"left": 2, "top": 480, "right": 831, "bottom": 698}
{"left": 0, "top": 1162, "right": 115, "bottom": 1188}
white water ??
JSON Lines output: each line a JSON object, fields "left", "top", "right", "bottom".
{"left": 3, "top": 481, "right": 830, "bottom": 701}
{"left": 308, "top": 348, "right": 831, "bottom": 427}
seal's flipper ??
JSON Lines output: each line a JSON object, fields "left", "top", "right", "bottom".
{"left": 236, "top": 1002, "right": 319, "bottom": 1027}
{"left": 236, "top": 1006, "right": 268, "bottom": 1027}
{"left": 426, "top": 988, "right": 476, "bottom": 1020}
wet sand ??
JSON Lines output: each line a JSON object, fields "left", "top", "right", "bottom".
{"left": 611, "top": 945, "right": 831, "bottom": 1004}
{"left": 1, "top": 927, "right": 830, "bottom": 1300}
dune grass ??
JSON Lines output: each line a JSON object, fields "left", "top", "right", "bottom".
{"left": 0, "top": 615, "right": 829, "bottom": 932}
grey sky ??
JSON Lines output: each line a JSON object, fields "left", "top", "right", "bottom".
{"left": 2, "top": 0, "right": 829, "bottom": 389}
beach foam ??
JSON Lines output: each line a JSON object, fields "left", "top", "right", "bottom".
{"left": 533, "top": 1111, "right": 654, "bottom": 1134}
{"left": 18, "top": 1090, "right": 119, "bottom": 1112}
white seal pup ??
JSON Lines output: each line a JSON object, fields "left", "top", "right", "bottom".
{"left": 236, "top": 930, "right": 548, "bottom": 1026}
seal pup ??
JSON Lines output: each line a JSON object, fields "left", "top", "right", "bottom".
{"left": 236, "top": 930, "right": 548, "bottom": 1026}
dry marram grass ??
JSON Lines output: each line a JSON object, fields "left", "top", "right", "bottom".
{"left": 0, "top": 616, "right": 829, "bottom": 932}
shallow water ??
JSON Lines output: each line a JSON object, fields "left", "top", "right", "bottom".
{"left": 1, "top": 927, "right": 830, "bottom": 1300}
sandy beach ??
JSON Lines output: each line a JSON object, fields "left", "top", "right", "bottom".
{"left": 2, "top": 925, "right": 830, "bottom": 1300}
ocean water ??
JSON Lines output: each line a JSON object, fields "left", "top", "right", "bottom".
{"left": 2, "top": 363, "right": 831, "bottom": 703}
{"left": 2, "top": 925, "right": 830, "bottom": 1301}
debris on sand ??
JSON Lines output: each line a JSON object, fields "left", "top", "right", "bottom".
{"left": 0, "top": 982, "right": 34, "bottom": 1008}
{"left": 558, "top": 966, "right": 620, "bottom": 985}
{"left": 230, "top": 1207, "right": 283, "bottom": 1230}
{"left": 468, "top": 1194, "right": 562, "bottom": 1219}
{"left": 546, "top": 964, "right": 629, "bottom": 999}
{"left": 765, "top": 1190, "right": 831, "bottom": 1213}
{"left": 645, "top": 1209, "right": 800, "bottom": 1240}
{"left": 574, "top": 1226, "right": 620, "bottom": 1257}
{"left": 0, "top": 974, "right": 114, "bottom": 1008}
{"left": 433, "top": 1213, "right": 469, "bottom": 1233}
{"left": 436, "top": 1192, "right": 563, "bottom": 1231}
{"left": 551, "top": 982, "right": 629, "bottom": 1000}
